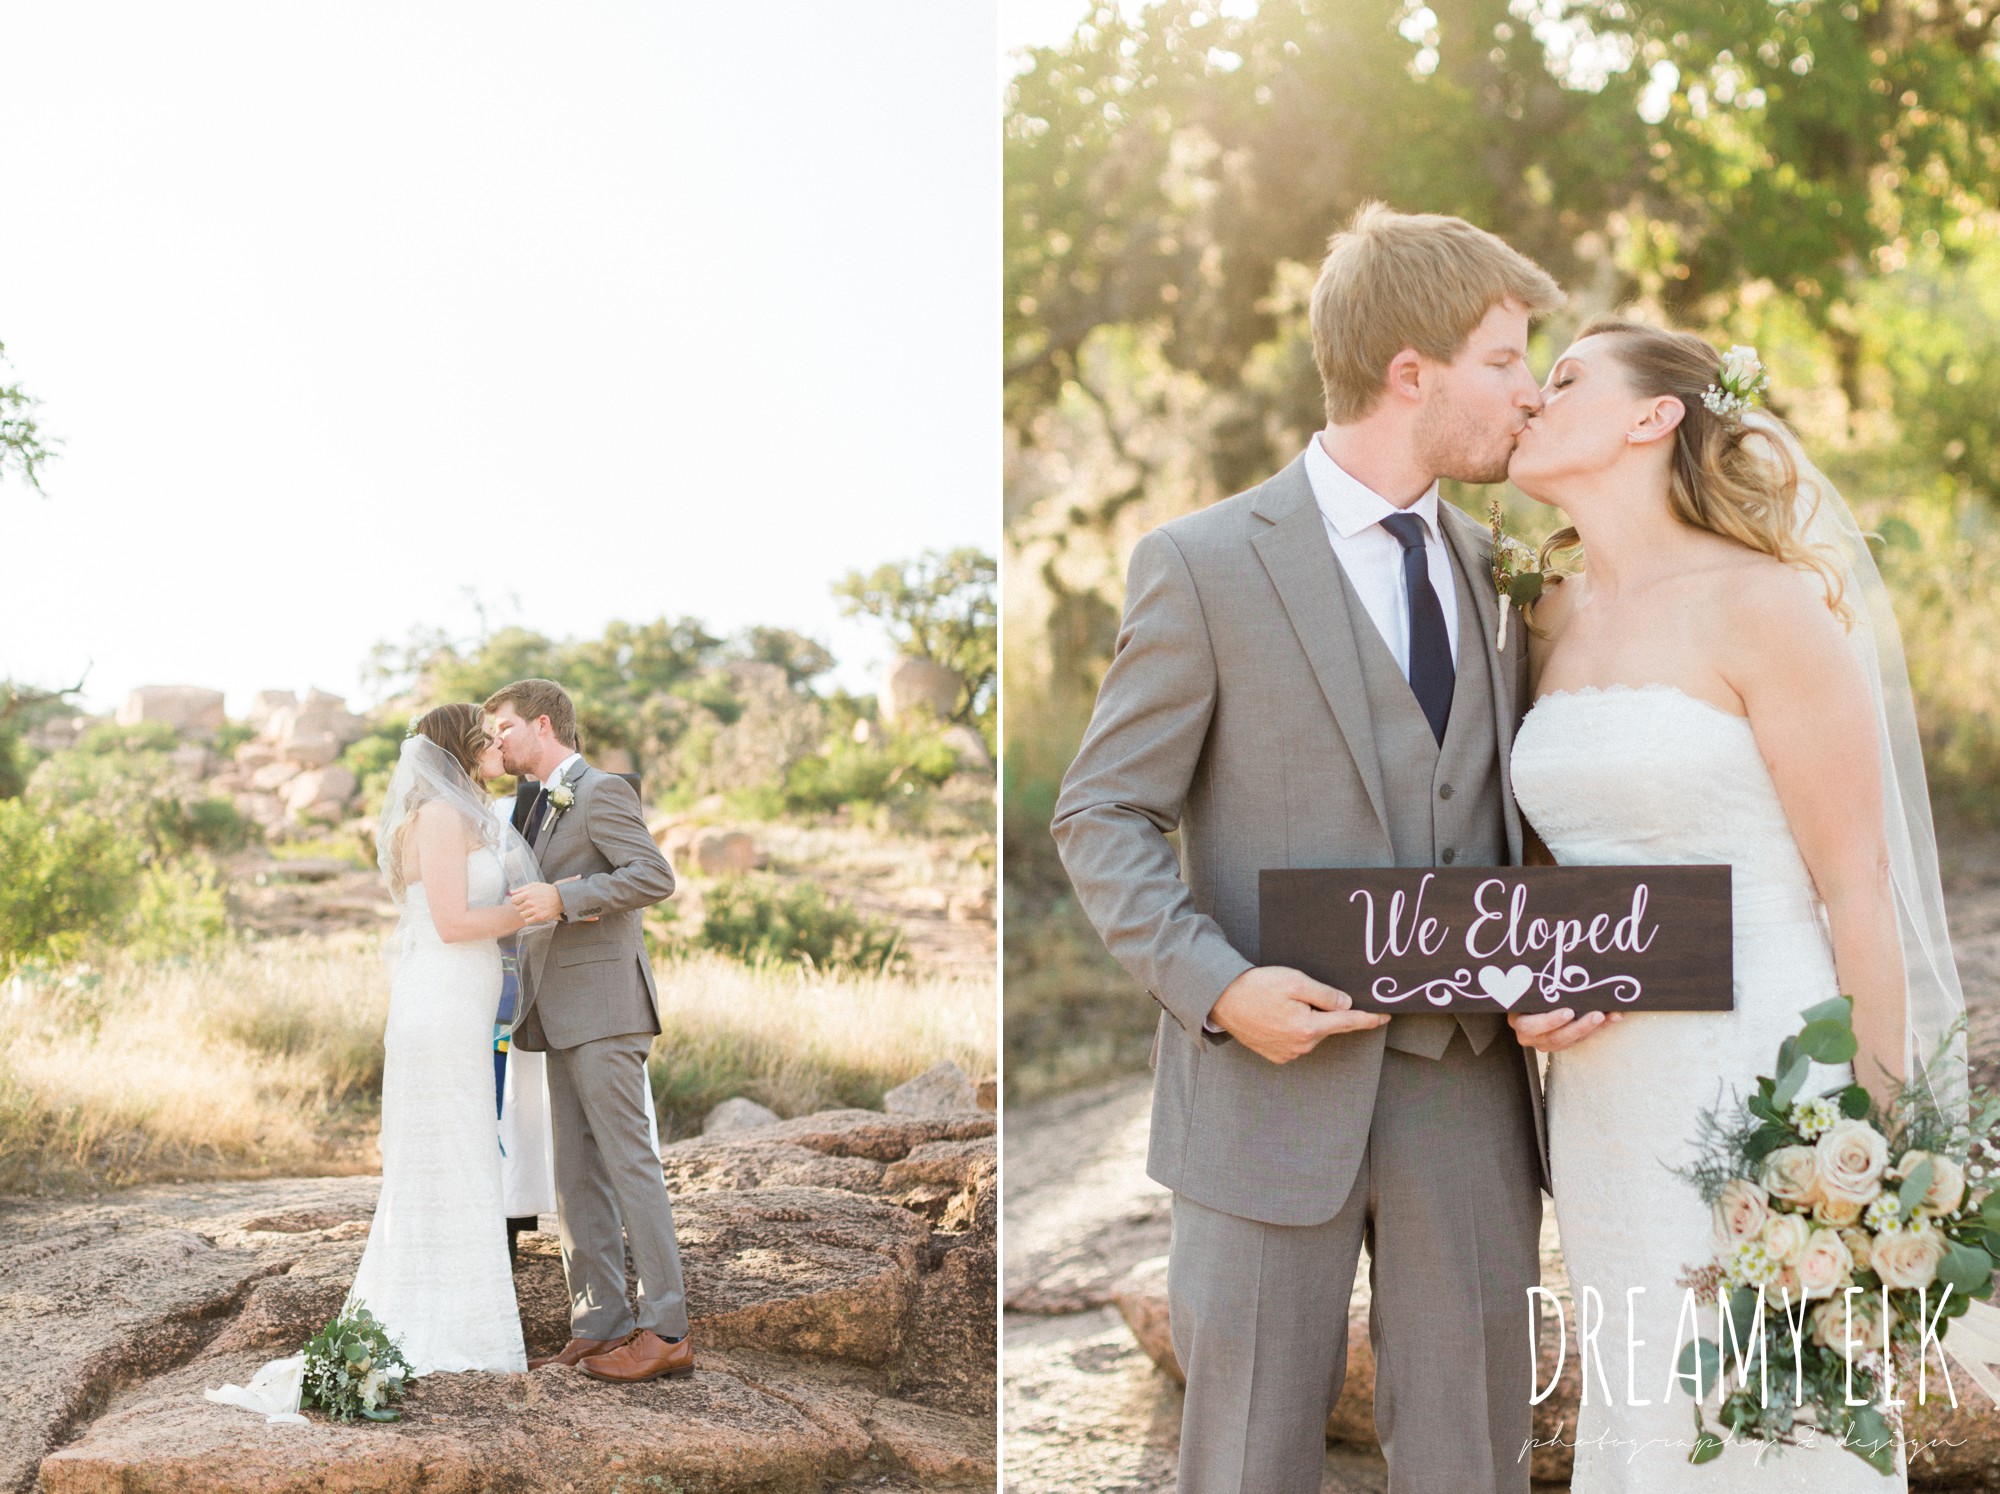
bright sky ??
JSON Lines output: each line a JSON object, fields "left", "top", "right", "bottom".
{"left": 0, "top": 3, "right": 996, "bottom": 717}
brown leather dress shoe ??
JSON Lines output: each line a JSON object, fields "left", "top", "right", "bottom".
{"left": 578, "top": 1330, "right": 694, "bottom": 1383}
{"left": 527, "top": 1336, "right": 620, "bottom": 1370}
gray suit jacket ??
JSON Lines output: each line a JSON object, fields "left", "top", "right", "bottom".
{"left": 511, "top": 761, "right": 677, "bottom": 1052}
{"left": 1052, "top": 457, "right": 1549, "bottom": 1225}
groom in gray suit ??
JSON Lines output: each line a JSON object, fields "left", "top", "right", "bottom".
{"left": 1054, "top": 205, "right": 1564, "bottom": 1492}
{"left": 486, "top": 678, "right": 692, "bottom": 1384}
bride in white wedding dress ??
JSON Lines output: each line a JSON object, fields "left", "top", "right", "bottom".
{"left": 343, "top": 705, "right": 540, "bottom": 1375}
{"left": 1503, "top": 321, "right": 1970, "bottom": 1491}
{"left": 208, "top": 707, "right": 542, "bottom": 1421}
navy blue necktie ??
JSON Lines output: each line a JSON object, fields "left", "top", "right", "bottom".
{"left": 1379, "top": 511, "right": 1454, "bottom": 745}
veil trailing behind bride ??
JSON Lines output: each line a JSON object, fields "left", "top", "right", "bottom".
{"left": 208, "top": 711, "right": 549, "bottom": 1421}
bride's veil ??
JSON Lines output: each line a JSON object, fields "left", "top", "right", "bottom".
{"left": 1745, "top": 411, "right": 1967, "bottom": 1118}
{"left": 374, "top": 733, "right": 547, "bottom": 965}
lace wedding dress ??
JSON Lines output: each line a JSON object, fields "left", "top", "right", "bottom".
{"left": 344, "top": 845, "right": 528, "bottom": 1375}
{"left": 1511, "top": 683, "right": 1904, "bottom": 1492}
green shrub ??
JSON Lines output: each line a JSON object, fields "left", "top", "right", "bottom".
{"left": 0, "top": 799, "right": 143, "bottom": 972}
{"left": 783, "top": 728, "right": 965, "bottom": 817}
{"left": 696, "top": 875, "right": 906, "bottom": 973}
{"left": 28, "top": 741, "right": 251, "bottom": 858}
{"left": 125, "top": 856, "right": 230, "bottom": 962}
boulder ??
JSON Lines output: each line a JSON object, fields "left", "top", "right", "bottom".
{"left": 246, "top": 691, "right": 297, "bottom": 735}
{"left": 975, "top": 1077, "right": 997, "bottom": 1113}
{"left": 278, "top": 730, "right": 340, "bottom": 768}
{"left": 702, "top": 1096, "right": 781, "bottom": 1136}
{"left": 940, "top": 724, "right": 993, "bottom": 771}
{"left": 248, "top": 761, "right": 303, "bottom": 793}
{"left": 168, "top": 743, "right": 211, "bottom": 782}
{"left": 234, "top": 741, "right": 278, "bottom": 770}
{"left": 878, "top": 657, "right": 961, "bottom": 725}
{"left": 116, "top": 686, "right": 225, "bottom": 738}
{"left": 595, "top": 746, "right": 637, "bottom": 775}
{"left": 282, "top": 766, "right": 357, "bottom": 818}
{"left": 688, "top": 827, "right": 764, "bottom": 876}
{"left": 884, "top": 1062, "right": 981, "bottom": 1118}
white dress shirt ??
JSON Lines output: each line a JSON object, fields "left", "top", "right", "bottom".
{"left": 1303, "top": 433, "right": 1460, "bottom": 678}
{"left": 545, "top": 751, "right": 583, "bottom": 791}
{"left": 1204, "top": 439, "right": 1461, "bottom": 1036}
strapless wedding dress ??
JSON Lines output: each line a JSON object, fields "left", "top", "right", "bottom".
{"left": 1511, "top": 684, "right": 1902, "bottom": 1491}
{"left": 345, "top": 847, "right": 527, "bottom": 1375}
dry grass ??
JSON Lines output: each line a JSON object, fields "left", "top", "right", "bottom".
{"left": 0, "top": 938, "right": 995, "bottom": 1196}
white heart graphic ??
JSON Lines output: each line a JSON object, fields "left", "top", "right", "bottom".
{"left": 1475, "top": 964, "right": 1535, "bottom": 1010}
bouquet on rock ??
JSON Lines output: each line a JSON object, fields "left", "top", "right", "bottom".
{"left": 300, "top": 1302, "right": 412, "bottom": 1423}
{"left": 1673, "top": 995, "right": 2000, "bottom": 1473}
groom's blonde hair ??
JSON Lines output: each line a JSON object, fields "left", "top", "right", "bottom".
{"left": 484, "top": 678, "right": 581, "bottom": 751}
{"left": 1311, "top": 202, "right": 1563, "bottom": 423}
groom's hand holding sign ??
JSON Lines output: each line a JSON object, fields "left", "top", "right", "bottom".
{"left": 1208, "top": 966, "right": 1389, "bottom": 1065}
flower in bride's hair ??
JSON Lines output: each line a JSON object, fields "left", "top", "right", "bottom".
{"left": 1700, "top": 344, "right": 1768, "bottom": 423}
{"left": 1761, "top": 1146, "right": 1822, "bottom": 1209}
{"left": 404, "top": 711, "right": 423, "bottom": 739}
{"left": 1712, "top": 1177, "right": 1770, "bottom": 1253}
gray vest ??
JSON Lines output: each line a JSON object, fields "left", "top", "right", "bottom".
{"left": 1333, "top": 536, "right": 1509, "bottom": 1059}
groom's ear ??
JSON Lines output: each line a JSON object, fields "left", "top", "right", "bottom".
{"left": 1628, "top": 394, "right": 1685, "bottom": 447}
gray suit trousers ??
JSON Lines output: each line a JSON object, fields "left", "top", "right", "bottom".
{"left": 1169, "top": 1030, "right": 1542, "bottom": 1494}
{"left": 545, "top": 1031, "right": 689, "bottom": 1341}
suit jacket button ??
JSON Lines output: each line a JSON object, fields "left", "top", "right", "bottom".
{"left": 1439, "top": 782, "right": 1455, "bottom": 800}
{"left": 1441, "top": 847, "right": 1457, "bottom": 864}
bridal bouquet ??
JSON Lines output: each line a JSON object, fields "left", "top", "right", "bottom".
{"left": 1672, "top": 996, "right": 2000, "bottom": 1473}
{"left": 299, "top": 1302, "right": 412, "bottom": 1423}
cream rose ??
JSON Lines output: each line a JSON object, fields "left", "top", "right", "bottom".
{"left": 1896, "top": 1149, "right": 1968, "bottom": 1217}
{"left": 1871, "top": 1229, "right": 1948, "bottom": 1292}
{"left": 1762, "top": 1146, "right": 1823, "bottom": 1209}
{"left": 1795, "top": 1228, "right": 1855, "bottom": 1300}
{"left": 1816, "top": 1119, "right": 1890, "bottom": 1207}
{"left": 1813, "top": 1192, "right": 1864, "bottom": 1228}
{"left": 1809, "top": 1293, "right": 1887, "bottom": 1355}
{"left": 1760, "top": 1211, "right": 1813, "bottom": 1267}
{"left": 1712, "top": 1178, "right": 1771, "bottom": 1254}
{"left": 1840, "top": 1226, "right": 1874, "bottom": 1274}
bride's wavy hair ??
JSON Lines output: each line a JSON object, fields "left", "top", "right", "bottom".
{"left": 1536, "top": 318, "right": 1849, "bottom": 623}
{"left": 388, "top": 703, "right": 493, "bottom": 897}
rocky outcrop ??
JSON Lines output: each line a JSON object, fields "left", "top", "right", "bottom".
{"left": 884, "top": 1061, "right": 981, "bottom": 1118}
{"left": 116, "top": 686, "right": 225, "bottom": 737}
{"left": 702, "top": 1096, "right": 780, "bottom": 1136}
{"left": 14, "top": 1104, "right": 996, "bottom": 1494}
{"left": 215, "top": 690, "right": 372, "bottom": 835}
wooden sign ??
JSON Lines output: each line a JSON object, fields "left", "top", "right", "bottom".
{"left": 1259, "top": 865, "right": 1734, "bottom": 1014}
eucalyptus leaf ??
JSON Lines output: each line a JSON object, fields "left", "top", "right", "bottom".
{"left": 1840, "top": 1084, "right": 1872, "bottom": 1118}
{"left": 1938, "top": 1243, "right": 1993, "bottom": 1296}
{"left": 1798, "top": 995, "right": 1855, "bottom": 1028}
{"left": 1899, "top": 1159, "right": 1935, "bottom": 1220}
{"left": 1508, "top": 572, "right": 1544, "bottom": 606}
{"left": 1771, "top": 1053, "right": 1813, "bottom": 1110}
{"left": 1798, "top": 1019, "right": 1859, "bottom": 1064}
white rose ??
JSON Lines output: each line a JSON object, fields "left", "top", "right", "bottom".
{"left": 1816, "top": 1119, "right": 1890, "bottom": 1207}
{"left": 1795, "top": 1228, "right": 1855, "bottom": 1300}
{"left": 1872, "top": 1229, "right": 1948, "bottom": 1292}
{"left": 1760, "top": 1211, "right": 1813, "bottom": 1268}
{"left": 1896, "top": 1149, "right": 1968, "bottom": 1217}
{"left": 1810, "top": 1293, "right": 1887, "bottom": 1355}
{"left": 1762, "top": 1146, "right": 1822, "bottom": 1209}
{"left": 1713, "top": 1178, "right": 1771, "bottom": 1253}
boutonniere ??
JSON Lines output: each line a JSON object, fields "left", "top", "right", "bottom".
{"left": 1489, "top": 499, "right": 1551, "bottom": 652}
{"left": 545, "top": 780, "right": 576, "bottom": 821}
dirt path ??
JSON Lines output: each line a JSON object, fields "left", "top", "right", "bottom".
{"left": 1003, "top": 834, "right": 2000, "bottom": 1492}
